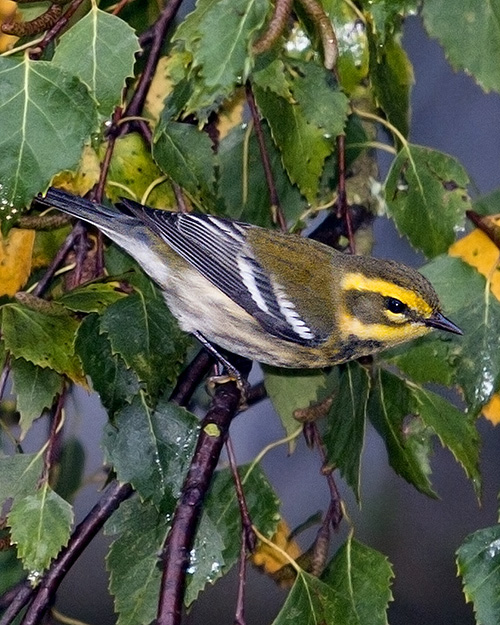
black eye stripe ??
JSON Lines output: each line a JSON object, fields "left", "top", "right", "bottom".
{"left": 386, "top": 297, "right": 407, "bottom": 314}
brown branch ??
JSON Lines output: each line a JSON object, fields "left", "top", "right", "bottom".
{"left": 466, "top": 210, "right": 500, "bottom": 250}
{"left": 0, "top": 583, "right": 34, "bottom": 625}
{"left": 121, "top": 0, "right": 185, "bottom": 135}
{"left": 2, "top": 3, "right": 62, "bottom": 37}
{"left": 296, "top": 0, "right": 338, "bottom": 71}
{"left": 28, "top": 0, "right": 87, "bottom": 60}
{"left": 18, "top": 481, "right": 133, "bottom": 625}
{"left": 311, "top": 424, "right": 343, "bottom": 530}
{"left": 252, "top": 0, "right": 293, "bottom": 55}
{"left": 226, "top": 437, "right": 255, "bottom": 552}
{"left": 169, "top": 350, "right": 214, "bottom": 407}
{"left": 234, "top": 528, "right": 248, "bottom": 625}
{"left": 245, "top": 82, "right": 287, "bottom": 232}
{"left": 155, "top": 375, "right": 247, "bottom": 625}
{"left": 40, "top": 389, "right": 66, "bottom": 486}
{"left": 335, "top": 134, "right": 355, "bottom": 253}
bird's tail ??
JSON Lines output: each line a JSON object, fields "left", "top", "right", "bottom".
{"left": 35, "top": 188, "right": 134, "bottom": 230}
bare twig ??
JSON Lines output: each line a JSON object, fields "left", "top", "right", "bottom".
{"left": 335, "top": 134, "right": 355, "bottom": 253}
{"left": 296, "top": 0, "right": 338, "bottom": 71}
{"left": 311, "top": 424, "right": 343, "bottom": 530}
{"left": 121, "top": 0, "right": 185, "bottom": 135}
{"left": 245, "top": 83, "right": 287, "bottom": 232}
{"left": 40, "top": 389, "right": 66, "bottom": 486}
{"left": 0, "top": 584, "right": 34, "bottom": 625}
{"left": 226, "top": 437, "right": 256, "bottom": 552}
{"left": 234, "top": 528, "right": 248, "bottom": 625}
{"left": 169, "top": 350, "right": 214, "bottom": 407}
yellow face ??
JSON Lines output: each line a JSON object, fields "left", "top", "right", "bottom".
{"left": 338, "top": 272, "right": 435, "bottom": 348}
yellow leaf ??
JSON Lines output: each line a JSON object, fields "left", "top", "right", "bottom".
{"left": 0, "top": 229, "right": 35, "bottom": 296}
{"left": 482, "top": 393, "right": 500, "bottom": 425}
{"left": 449, "top": 227, "right": 500, "bottom": 301}
{"left": 251, "top": 520, "right": 302, "bottom": 574}
{"left": 144, "top": 56, "right": 173, "bottom": 123}
{"left": 51, "top": 144, "right": 101, "bottom": 196}
{"left": 217, "top": 89, "right": 245, "bottom": 140}
{"left": 0, "top": 0, "right": 19, "bottom": 52}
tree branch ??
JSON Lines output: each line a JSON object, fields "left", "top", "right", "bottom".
{"left": 155, "top": 374, "right": 247, "bottom": 625}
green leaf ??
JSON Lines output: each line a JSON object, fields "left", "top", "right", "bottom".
{"left": 105, "top": 496, "right": 169, "bottom": 625}
{"left": 422, "top": 0, "right": 500, "bottom": 94}
{"left": 1, "top": 302, "right": 83, "bottom": 383}
{"left": 172, "top": 0, "right": 269, "bottom": 116}
{"left": 324, "top": 363, "right": 370, "bottom": 502}
{"left": 473, "top": 188, "right": 500, "bottom": 216}
{"left": 457, "top": 524, "right": 500, "bottom": 625}
{"left": 76, "top": 313, "right": 140, "bottom": 415}
{"left": 100, "top": 290, "right": 188, "bottom": 398}
{"left": 385, "top": 145, "right": 470, "bottom": 257}
{"left": 368, "top": 28, "right": 413, "bottom": 139}
{"left": 0, "top": 56, "right": 97, "bottom": 221}
{"left": 369, "top": 368, "right": 480, "bottom": 496}
{"left": 59, "top": 281, "right": 127, "bottom": 313}
{"left": 8, "top": 483, "right": 73, "bottom": 574}
{"left": 357, "top": 0, "right": 418, "bottom": 37}
{"left": 185, "top": 464, "right": 280, "bottom": 604}
{"left": 272, "top": 570, "right": 354, "bottom": 625}
{"left": 422, "top": 255, "right": 500, "bottom": 416}
{"left": 0, "top": 453, "right": 43, "bottom": 506}
{"left": 255, "top": 61, "right": 349, "bottom": 202}
{"left": 368, "top": 368, "right": 435, "bottom": 497}
{"left": 263, "top": 366, "right": 330, "bottom": 449}
{"left": 153, "top": 120, "right": 216, "bottom": 207}
{"left": 52, "top": 7, "right": 140, "bottom": 117}
{"left": 218, "top": 124, "right": 306, "bottom": 227}
{"left": 322, "top": 536, "right": 394, "bottom": 625}
{"left": 103, "top": 395, "right": 199, "bottom": 505}
{"left": 11, "top": 357, "right": 63, "bottom": 437}
{"left": 383, "top": 337, "right": 457, "bottom": 387}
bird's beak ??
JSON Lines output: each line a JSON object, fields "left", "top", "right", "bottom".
{"left": 426, "top": 312, "right": 463, "bottom": 335}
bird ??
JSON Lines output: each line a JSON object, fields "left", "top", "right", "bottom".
{"left": 36, "top": 187, "right": 462, "bottom": 370}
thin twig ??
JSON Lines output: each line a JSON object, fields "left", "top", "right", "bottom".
{"left": 0, "top": 584, "right": 34, "bottom": 625}
{"left": 234, "top": 528, "right": 248, "bottom": 625}
{"left": 245, "top": 83, "right": 287, "bottom": 232}
{"left": 19, "top": 482, "right": 133, "bottom": 625}
{"left": 226, "top": 437, "right": 256, "bottom": 551}
{"left": 296, "top": 0, "right": 338, "bottom": 71}
{"left": 311, "top": 424, "right": 343, "bottom": 530}
{"left": 40, "top": 389, "right": 66, "bottom": 486}
{"left": 335, "top": 134, "right": 355, "bottom": 253}
{"left": 155, "top": 379, "right": 246, "bottom": 625}
{"left": 169, "top": 350, "right": 214, "bottom": 407}
{"left": 121, "top": 0, "right": 185, "bottom": 135}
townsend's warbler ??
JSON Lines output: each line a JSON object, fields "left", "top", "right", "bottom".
{"left": 37, "top": 188, "right": 461, "bottom": 368}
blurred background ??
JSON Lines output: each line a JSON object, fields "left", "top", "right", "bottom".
{"left": 30, "top": 12, "right": 500, "bottom": 625}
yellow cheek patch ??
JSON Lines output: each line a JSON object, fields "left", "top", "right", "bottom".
{"left": 341, "top": 273, "right": 433, "bottom": 316}
{"left": 339, "top": 315, "right": 432, "bottom": 345}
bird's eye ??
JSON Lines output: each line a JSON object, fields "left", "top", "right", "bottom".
{"left": 386, "top": 297, "right": 407, "bottom": 314}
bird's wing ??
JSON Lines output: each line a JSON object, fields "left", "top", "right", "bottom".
{"left": 119, "top": 199, "right": 325, "bottom": 346}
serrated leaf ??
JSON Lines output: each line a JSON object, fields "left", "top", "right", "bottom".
{"left": 11, "top": 357, "right": 63, "bottom": 437}
{"left": 52, "top": 7, "right": 140, "bottom": 117}
{"left": 59, "top": 281, "right": 127, "bottom": 313}
{"left": 272, "top": 570, "right": 354, "bottom": 625}
{"left": 255, "top": 61, "right": 348, "bottom": 202}
{"left": 422, "top": 0, "right": 500, "bottom": 94}
{"left": 368, "top": 368, "right": 435, "bottom": 496}
{"left": 8, "top": 484, "right": 73, "bottom": 574}
{"left": 0, "top": 56, "right": 97, "bottom": 219}
{"left": 76, "top": 314, "right": 140, "bottom": 415}
{"left": 457, "top": 524, "right": 500, "bottom": 625}
{"left": 263, "top": 366, "right": 331, "bottom": 449}
{"left": 322, "top": 536, "right": 394, "bottom": 625}
{"left": 105, "top": 496, "right": 169, "bottom": 625}
{"left": 185, "top": 464, "right": 280, "bottom": 604}
{"left": 422, "top": 255, "right": 500, "bottom": 416}
{"left": 1, "top": 302, "right": 84, "bottom": 383}
{"left": 172, "top": 0, "right": 269, "bottom": 116}
{"left": 414, "top": 385, "right": 480, "bottom": 495}
{"left": 100, "top": 290, "right": 188, "bottom": 398}
{"left": 385, "top": 145, "right": 470, "bottom": 257}
{"left": 103, "top": 395, "right": 199, "bottom": 505}
{"left": 324, "top": 363, "right": 369, "bottom": 502}
{"left": 153, "top": 120, "right": 216, "bottom": 207}
{"left": 0, "top": 453, "right": 43, "bottom": 506}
